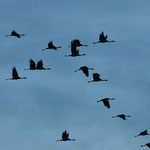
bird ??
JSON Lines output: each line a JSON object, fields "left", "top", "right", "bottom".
{"left": 97, "top": 98, "right": 115, "bottom": 109}
{"left": 112, "top": 114, "right": 131, "bottom": 120}
{"left": 36, "top": 60, "right": 51, "bottom": 70}
{"left": 24, "top": 59, "right": 36, "bottom": 70}
{"left": 141, "top": 143, "right": 150, "bottom": 148}
{"left": 71, "top": 39, "right": 88, "bottom": 47}
{"left": 88, "top": 73, "right": 108, "bottom": 83}
{"left": 57, "top": 130, "right": 76, "bottom": 141}
{"left": 6, "top": 30, "right": 25, "bottom": 38}
{"left": 93, "top": 32, "right": 115, "bottom": 44}
{"left": 25, "top": 59, "right": 51, "bottom": 70}
{"left": 65, "top": 41, "right": 86, "bottom": 57}
{"left": 6, "top": 67, "right": 27, "bottom": 80}
{"left": 42, "top": 41, "right": 62, "bottom": 51}
{"left": 75, "top": 66, "right": 94, "bottom": 77}
{"left": 135, "top": 130, "right": 150, "bottom": 137}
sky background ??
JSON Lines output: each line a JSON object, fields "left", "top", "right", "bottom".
{"left": 0, "top": 0, "right": 150, "bottom": 150}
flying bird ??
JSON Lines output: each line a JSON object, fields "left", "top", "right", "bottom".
{"left": 6, "top": 67, "right": 27, "bottom": 80}
{"left": 42, "top": 41, "right": 62, "bottom": 51}
{"left": 6, "top": 30, "right": 25, "bottom": 38}
{"left": 93, "top": 32, "right": 115, "bottom": 44}
{"left": 65, "top": 41, "right": 86, "bottom": 57}
{"left": 88, "top": 73, "right": 108, "bottom": 83}
{"left": 135, "top": 130, "right": 150, "bottom": 137}
{"left": 97, "top": 98, "right": 115, "bottom": 109}
{"left": 57, "top": 130, "right": 76, "bottom": 141}
{"left": 75, "top": 66, "right": 94, "bottom": 77}
{"left": 36, "top": 60, "right": 51, "bottom": 70}
{"left": 141, "top": 143, "right": 150, "bottom": 148}
{"left": 71, "top": 39, "right": 88, "bottom": 47}
{"left": 25, "top": 59, "right": 51, "bottom": 70}
{"left": 112, "top": 114, "right": 131, "bottom": 120}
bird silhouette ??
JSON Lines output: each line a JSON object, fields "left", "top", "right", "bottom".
{"left": 75, "top": 66, "right": 94, "bottom": 77}
{"left": 88, "top": 73, "right": 108, "bottom": 83}
{"left": 141, "top": 143, "right": 150, "bottom": 148}
{"left": 57, "top": 130, "right": 76, "bottom": 141}
{"left": 42, "top": 41, "right": 62, "bottom": 51}
{"left": 6, "top": 67, "right": 27, "bottom": 80}
{"left": 25, "top": 59, "right": 51, "bottom": 70}
{"left": 65, "top": 41, "right": 86, "bottom": 57}
{"left": 6, "top": 30, "right": 25, "bottom": 38}
{"left": 93, "top": 32, "right": 115, "bottom": 44}
{"left": 97, "top": 98, "right": 115, "bottom": 109}
{"left": 112, "top": 114, "right": 131, "bottom": 120}
{"left": 71, "top": 39, "right": 88, "bottom": 47}
{"left": 135, "top": 130, "right": 150, "bottom": 137}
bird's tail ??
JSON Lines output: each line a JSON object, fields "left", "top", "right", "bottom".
{"left": 20, "top": 34, "right": 25, "bottom": 36}
{"left": 93, "top": 41, "right": 99, "bottom": 44}
{"left": 141, "top": 145, "right": 146, "bottom": 147}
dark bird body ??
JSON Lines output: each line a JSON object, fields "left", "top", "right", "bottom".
{"left": 112, "top": 114, "right": 131, "bottom": 120}
{"left": 24, "top": 59, "right": 51, "bottom": 70}
{"left": 42, "top": 41, "right": 62, "bottom": 51}
{"left": 57, "top": 130, "right": 76, "bottom": 141}
{"left": 65, "top": 42, "right": 86, "bottom": 57}
{"left": 141, "top": 143, "right": 150, "bottom": 148}
{"left": 6, "top": 67, "right": 27, "bottom": 80}
{"left": 135, "top": 130, "right": 150, "bottom": 137}
{"left": 72, "top": 39, "right": 88, "bottom": 47}
{"left": 6, "top": 30, "right": 25, "bottom": 38}
{"left": 97, "top": 98, "right": 115, "bottom": 109}
{"left": 93, "top": 32, "right": 115, "bottom": 44}
{"left": 88, "top": 73, "right": 108, "bottom": 83}
{"left": 75, "top": 66, "right": 94, "bottom": 77}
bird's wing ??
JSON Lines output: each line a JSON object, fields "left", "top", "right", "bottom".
{"left": 147, "top": 143, "right": 150, "bottom": 148}
{"left": 82, "top": 68, "right": 89, "bottom": 77}
{"left": 73, "top": 39, "right": 81, "bottom": 46}
{"left": 71, "top": 43, "right": 77, "bottom": 55}
{"left": 48, "top": 41, "right": 53, "bottom": 48}
{"left": 99, "top": 32, "right": 105, "bottom": 41}
{"left": 30, "top": 59, "right": 36, "bottom": 69}
{"left": 62, "top": 131, "right": 68, "bottom": 139}
{"left": 12, "top": 67, "right": 19, "bottom": 78}
{"left": 93, "top": 73, "right": 100, "bottom": 80}
{"left": 37, "top": 60, "right": 43, "bottom": 69}
{"left": 103, "top": 100, "right": 110, "bottom": 108}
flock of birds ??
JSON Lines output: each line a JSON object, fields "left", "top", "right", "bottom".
{"left": 5, "top": 30, "right": 150, "bottom": 149}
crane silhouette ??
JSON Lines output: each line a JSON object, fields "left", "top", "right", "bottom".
{"left": 88, "top": 73, "right": 108, "bottom": 83}
{"left": 97, "top": 98, "right": 115, "bottom": 109}
{"left": 42, "top": 41, "right": 62, "bottom": 51}
{"left": 141, "top": 143, "right": 150, "bottom": 148}
{"left": 71, "top": 39, "right": 88, "bottom": 47}
{"left": 24, "top": 59, "right": 51, "bottom": 70}
{"left": 57, "top": 130, "right": 76, "bottom": 141}
{"left": 75, "top": 66, "right": 94, "bottom": 77}
{"left": 112, "top": 114, "right": 131, "bottom": 120}
{"left": 65, "top": 41, "right": 86, "bottom": 57}
{"left": 93, "top": 32, "right": 115, "bottom": 44}
{"left": 6, "top": 67, "right": 27, "bottom": 80}
{"left": 135, "top": 130, "right": 150, "bottom": 137}
{"left": 6, "top": 30, "right": 25, "bottom": 38}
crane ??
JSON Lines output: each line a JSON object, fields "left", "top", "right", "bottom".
{"left": 42, "top": 41, "right": 62, "bottom": 51}
{"left": 112, "top": 114, "right": 131, "bottom": 120}
{"left": 97, "top": 98, "right": 115, "bottom": 109}
{"left": 75, "top": 66, "right": 94, "bottom": 77}
{"left": 88, "top": 73, "right": 108, "bottom": 83}
{"left": 57, "top": 130, "right": 76, "bottom": 141}
{"left": 6, "top": 30, "right": 25, "bottom": 38}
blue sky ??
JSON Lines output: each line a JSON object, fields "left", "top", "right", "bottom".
{"left": 0, "top": 0, "right": 150, "bottom": 150}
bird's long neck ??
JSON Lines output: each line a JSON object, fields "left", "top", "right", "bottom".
{"left": 101, "top": 79, "right": 108, "bottom": 81}
{"left": 56, "top": 46, "right": 62, "bottom": 49}
{"left": 42, "top": 48, "right": 49, "bottom": 51}
{"left": 69, "top": 139, "right": 76, "bottom": 141}
{"left": 109, "top": 98, "right": 115, "bottom": 100}
{"left": 20, "top": 34, "right": 25, "bottom": 36}
{"left": 88, "top": 80, "right": 94, "bottom": 83}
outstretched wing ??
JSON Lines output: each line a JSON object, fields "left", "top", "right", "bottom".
{"left": 99, "top": 32, "right": 105, "bottom": 41}
{"left": 103, "top": 100, "right": 110, "bottom": 108}
{"left": 12, "top": 67, "right": 19, "bottom": 78}
{"left": 93, "top": 73, "right": 100, "bottom": 80}
{"left": 73, "top": 39, "right": 81, "bottom": 46}
{"left": 62, "top": 130, "right": 69, "bottom": 139}
{"left": 37, "top": 60, "right": 43, "bottom": 69}
{"left": 48, "top": 41, "right": 53, "bottom": 48}
{"left": 30, "top": 59, "right": 36, "bottom": 69}
{"left": 71, "top": 42, "right": 77, "bottom": 55}
{"left": 81, "top": 66, "right": 89, "bottom": 77}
